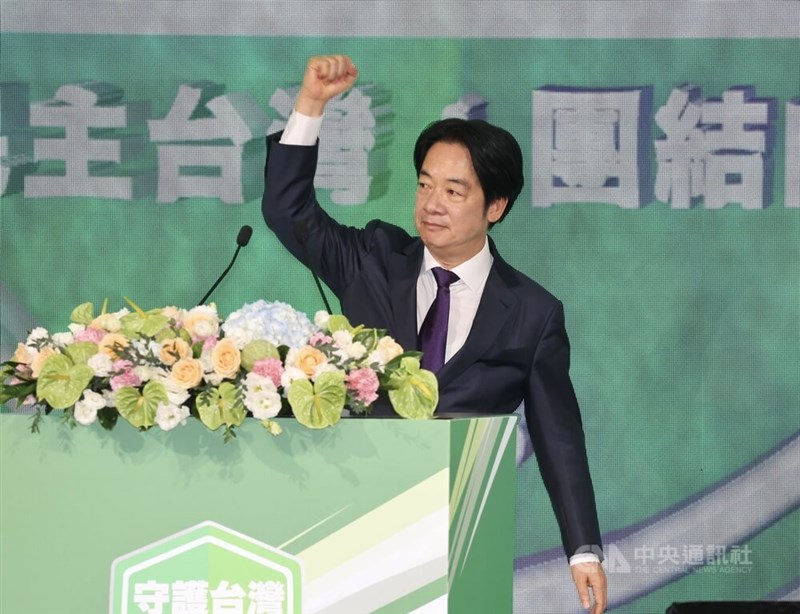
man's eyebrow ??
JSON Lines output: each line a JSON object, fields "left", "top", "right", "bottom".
{"left": 418, "top": 168, "right": 471, "bottom": 188}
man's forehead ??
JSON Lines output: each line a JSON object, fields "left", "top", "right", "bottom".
{"left": 419, "top": 142, "right": 476, "bottom": 184}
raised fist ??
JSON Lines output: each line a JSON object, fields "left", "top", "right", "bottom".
{"left": 295, "top": 55, "right": 359, "bottom": 116}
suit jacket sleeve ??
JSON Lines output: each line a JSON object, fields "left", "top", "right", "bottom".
{"left": 262, "top": 132, "right": 367, "bottom": 295}
{"left": 525, "top": 300, "right": 603, "bottom": 559}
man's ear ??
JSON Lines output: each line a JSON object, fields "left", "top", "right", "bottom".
{"left": 487, "top": 197, "right": 508, "bottom": 223}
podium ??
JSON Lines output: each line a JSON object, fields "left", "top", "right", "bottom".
{"left": 0, "top": 414, "right": 517, "bottom": 613}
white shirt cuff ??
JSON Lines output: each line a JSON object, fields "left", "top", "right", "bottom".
{"left": 279, "top": 110, "right": 323, "bottom": 146}
{"left": 569, "top": 552, "right": 601, "bottom": 566}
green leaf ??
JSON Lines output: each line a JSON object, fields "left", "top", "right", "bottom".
{"left": 64, "top": 341, "right": 99, "bottom": 365}
{"left": 288, "top": 371, "right": 346, "bottom": 429}
{"left": 35, "top": 354, "right": 93, "bottom": 410}
{"left": 115, "top": 381, "right": 169, "bottom": 429}
{"left": 196, "top": 382, "right": 246, "bottom": 431}
{"left": 70, "top": 302, "right": 95, "bottom": 326}
{"left": 241, "top": 339, "right": 280, "bottom": 371}
{"left": 0, "top": 380, "right": 36, "bottom": 405}
{"left": 386, "top": 357, "right": 438, "bottom": 420}
{"left": 154, "top": 327, "right": 177, "bottom": 343}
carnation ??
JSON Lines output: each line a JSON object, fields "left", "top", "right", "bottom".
{"left": 74, "top": 327, "right": 106, "bottom": 344}
{"left": 251, "top": 358, "right": 284, "bottom": 389}
{"left": 346, "top": 367, "right": 380, "bottom": 406}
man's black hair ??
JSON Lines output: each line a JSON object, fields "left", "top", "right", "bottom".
{"left": 413, "top": 118, "right": 524, "bottom": 226}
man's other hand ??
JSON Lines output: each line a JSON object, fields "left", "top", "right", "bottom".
{"left": 571, "top": 561, "right": 607, "bottom": 614}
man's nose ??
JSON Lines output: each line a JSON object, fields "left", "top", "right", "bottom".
{"left": 422, "top": 189, "right": 445, "bottom": 212}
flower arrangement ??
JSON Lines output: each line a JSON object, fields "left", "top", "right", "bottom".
{"left": 0, "top": 299, "right": 439, "bottom": 441}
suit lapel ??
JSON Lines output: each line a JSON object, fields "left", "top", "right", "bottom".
{"left": 436, "top": 248, "right": 520, "bottom": 389}
{"left": 388, "top": 241, "right": 424, "bottom": 351}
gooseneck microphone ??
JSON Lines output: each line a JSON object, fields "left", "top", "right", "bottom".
{"left": 294, "top": 221, "right": 334, "bottom": 315}
{"left": 197, "top": 225, "right": 253, "bottom": 306}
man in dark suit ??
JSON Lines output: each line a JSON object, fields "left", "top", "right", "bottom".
{"left": 262, "top": 55, "right": 607, "bottom": 613}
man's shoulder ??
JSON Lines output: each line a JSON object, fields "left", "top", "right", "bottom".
{"left": 491, "top": 251, "right": 563, "bottom": 308}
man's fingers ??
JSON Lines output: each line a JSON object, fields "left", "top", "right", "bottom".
{"left": 309, "top": 55, "right": 358, "bottom": 84}
{"left": 576, "top": 581, "right": 591, "bottom": 610}
{"left": 571, "top": 562, "right": 607, "bottom": 613}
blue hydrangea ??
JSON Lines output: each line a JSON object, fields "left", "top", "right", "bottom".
{"left": 222, "top": 300, "right": 318, "bottom": 348}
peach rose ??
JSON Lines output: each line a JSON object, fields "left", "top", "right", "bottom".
{"left": 376, "top": 336, "right": 403, "bottom": 362}
{"left": 170, "top": 358, "right": 204, "bottom": 389}
{"left": 98, "top": 333, "right": 129, "bottom": 360}
{"left": 159, "top": 338, "right": 192, "bottom": 366}
{"left": 12, "top": 343, "right": 33, "bottom": 365}
{"left": 211, "top": 338, "right": 241, "bottom": 379}
{"left": 90, "top": 313, "right": 121, "bottom": 332}
{"left": 183, "top": 308, "right": 219, "bottom": 339}
{"left": 295, "top": 346, "right": 327, "bottom": 378}
{"left": 30, "top": 347, "right": 59, "bottom": 378}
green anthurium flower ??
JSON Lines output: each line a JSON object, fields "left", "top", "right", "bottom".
{"left": 288, "top": 371, "right": 346, "bottom": 429}
{"left": 241, "top": 339, "right": 280, "bottom": 371}
{"left": 64, "top": 341, "right": 99, "bottom": 365}
{"left": 326, "top": 314, "right": 353, "bottom": 333}
{"left": 120, "top": 311, "right": 170, "bottom": 339}
{"left": 115, "top": 381, "right": 169, "bottom": 429}
{"left": 196, "top": 382, "right": 246, "bottom": 431}
{"left": 70, "top": 302, "right": 95, "bottom": 326}
{"left": 386, "top": 356, "right": 438, "bottom": 419}
{"left": 36, "top": 353, "right": 94, "bottom": 410}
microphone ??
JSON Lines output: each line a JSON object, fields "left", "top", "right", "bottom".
{"left": 197, "top": 225, "right": 253, "bottom": 306}
{"left": 294, "top": 221, "right": 334, "bottom": 315}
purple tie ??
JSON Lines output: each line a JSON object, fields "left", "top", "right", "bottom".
{"left": 418, "top": 267, "right": 460, "bottom": 372}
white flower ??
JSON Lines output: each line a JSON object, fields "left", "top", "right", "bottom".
{"left": 244, "top": 371, "right": 276, "bottom": 394}
{"left": 134, "top": 365, "right": 162, "bottom": 383}
{"left": 196, "top": 350, "right": 223, "bottom": 385}
{"left": 336, "top": 341, "right": 367, "bottom": 362}
{"left": 332, "top": 330, "right": 353, "bottom": 347}
{"left": 74, "top": 390, "right": 105, "bottom": 426}
{"left": 280, "top": 365, "right": 308, "bottom": 388}
{"left": 243, "top": 374, "right": 282, "bottom": 420}
{"left": 157, "top": 377, "right": 191, "bottom": 406}
{"left": 26, "top": 327, "right": 49, "bottom": 344}
{"left": 243, "top": 373, "right": 281, "bottom": 420}
{"left": 51, "top": 332, "right": 74, "bottom": 347}
{"left": 155, "top": 402, "right": 190, "bottom": 431}
{"left": 68, "top": 323, "right": 86, "bottom": 335}
{"left": 314, "top": 310, "right": 331, "bottom": 329}
{"left": 87, "top": 352, "right": 114, "bottom": 377}
{"left": 102, "top": 389, "right": 116, "bottom": 408}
